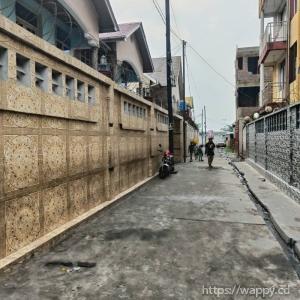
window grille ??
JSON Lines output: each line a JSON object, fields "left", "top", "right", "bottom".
{"left": 0, "top": 47, "right": 7, "bottom": 80}
{"left": 65, "top": 76, "right": 74, "bottom": 99}
{"left": 16, "top": 54, "right": 30, "bottom": 86}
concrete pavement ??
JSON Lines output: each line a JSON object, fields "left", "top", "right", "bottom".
{"left": 0, "top": 156, "right": 299, "bottom": 299}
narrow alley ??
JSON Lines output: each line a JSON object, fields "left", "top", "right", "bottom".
{"left": 0, "top": 155, "right": 299, "bottom": 299}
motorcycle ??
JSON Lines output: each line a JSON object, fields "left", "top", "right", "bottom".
{"left": 159, "top": 150, "right": 175, "bottom": 179}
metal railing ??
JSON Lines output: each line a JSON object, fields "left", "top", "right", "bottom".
{"left": 262, "top": 82, "right": 285, "bottom": 104}
{"left": 261, "top": 21, "right": 288, "bottom": 54}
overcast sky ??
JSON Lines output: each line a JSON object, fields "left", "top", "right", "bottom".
{"left": 110, "top": 0, "right": 260, "bottom": 131}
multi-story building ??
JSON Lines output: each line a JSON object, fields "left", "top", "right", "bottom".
{"left": 235, "top": 47, "right": 260, "bottom": 157}
{"left": 259, "top": 0, "right": 299, "bottom": 106}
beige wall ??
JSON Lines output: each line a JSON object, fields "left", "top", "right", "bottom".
{"left": 116, "top": 34, "right": 144, "bottom": 80}
{"left": 0, "top": 16, "right": 175, "bottom": 260}
{"left": 58, "top": 0, "right": 100, "bottom": 42}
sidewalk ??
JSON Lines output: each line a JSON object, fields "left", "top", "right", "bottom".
{"left": 233, "top": 161, "right": 300, "bottom": 260}
{"left": 0, "top": 156, "right": 299, "bottom": 299}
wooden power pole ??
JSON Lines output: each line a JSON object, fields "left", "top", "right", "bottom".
{"left": 165, "top": 0, "right": 174, "bottom": 154}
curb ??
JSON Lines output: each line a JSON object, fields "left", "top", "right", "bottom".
{"left": 229, "top": 161, "right": 300, "bottom": 260}
{"left": 0, "top": 173, "right": 158, "bottom": 272}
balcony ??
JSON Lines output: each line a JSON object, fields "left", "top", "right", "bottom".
{"left": 259, "top": 0, "right": 286, "bottom": 17}
{"left": 259, "top": 22, "right": 287, "bottom": 66}
{"left": 262, "top": 82, "right": 285, "bottom": 105}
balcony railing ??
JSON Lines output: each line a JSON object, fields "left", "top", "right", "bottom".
{"left": 262, "top": 82, "right": 285, "bottom": 105}
{"left": 261, "top": 21, "right": 287, "bottom": 54}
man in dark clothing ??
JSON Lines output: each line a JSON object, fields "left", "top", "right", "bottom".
{"left": 188, "top": 142, "right": 195, "bottom": 162}
{"left": 205, "top": 138, "right": 216, "bottom": 168}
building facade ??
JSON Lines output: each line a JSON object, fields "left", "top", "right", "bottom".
{"left": 259, "top": 0, "right": 299, "bottom": 107}
{"left": 235, "top": 47, "right": 260, "bottom": 157}
{"left": 0, "top": 1, "right": 187, "bottom": 262}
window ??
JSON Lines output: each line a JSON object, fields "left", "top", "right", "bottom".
{"left": 77, "top": 80, "right": 85, "bottom": 102}
{"left": 289, "top": 42, "right": 297, "bottom": 83}
{"left": 16, "top": 2, "right": 39, "bottom": 35}
{"left": 248, "top": 56, "right": 259, "bottom": 74}
{"left": 56, "top": 27, "right": 71, "bottom": 51}
{"left": 77, "top": 49, "right": 92, "bottom": 67}
{"left": 237, "top": 57, "right": 243, "bottom": 70}
{"left": 88, "top": 85, "right": 95, "bottom": 105}
{"left": 65, "top": 76, "right": 74, "bottom": 99}
{"left": 16, "top": 54, "right": 30, "bottom": 86}
{"left": 237, "top": 87, "right": 259, "bottom": 107}
{"left": 0, "top": 47, "right": 8, "bottom": 80}
{"left": 279, "top": 60, "right": 286, "bottom": 91}
{"left": 124, "top": 102, "right": 129, "bottom": 114}
{"left": 35, "top": 63, "right": 48, "bottom": 91}
{"left": 128, "top": 103, "right": 132, "bottom": 115}
{"left": 132, "top": 105, "right": 136, "bottom": 117}
{"left": 52, "top": 70, "right": 63, "bottom": 96}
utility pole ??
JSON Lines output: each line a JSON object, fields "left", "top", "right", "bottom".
{"left": 165, "top": 0, "right": 174, "bottom": 154}
{"left": 182, "top": 40, "right": 187, "bottom": 162}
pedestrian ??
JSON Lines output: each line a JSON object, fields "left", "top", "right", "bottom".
{"left": 205, "top": 138, "right": 215, "bottom": 168}
{"left": 198, "top": 144, "right": 204, "bottom": 161}
{"left": 188, "top": 141, "right": 195, "bottom": 162}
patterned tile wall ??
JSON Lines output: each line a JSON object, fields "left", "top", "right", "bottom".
{"left": 0, "top": 22, "right": 179, "bottom": 260}
{"left": 246, "top": 105, "right": 300, "bottom": 198}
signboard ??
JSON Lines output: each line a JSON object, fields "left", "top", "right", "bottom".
{"left": 185, "top": 97, "right": 194, "bottom": 108}
{"left": 178, "top": 100, "right": 186, "bottom": 111}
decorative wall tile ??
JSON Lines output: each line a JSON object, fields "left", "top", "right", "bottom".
{"left": 44, "top": 95, "right": 68, "bottom": 119}
{"left": 43, "top": 184, "right": 68, "bottom": 233}
{"left": 88, "top": 136, "right": 102, "bottom": 170}
{"left": 88, "top": 174, "right": 105, "bottom": 208}
{"left": 42, "top": 117, "right": 67, "bottom": 130}
{"left": 42, "top": 135, "right": 67, "bottom": 181}
{"left": 69, "top": 136, "right": 87, "bottom": 175}
{"left": 4, "top": 135, "right": 39, "bottom": 192}
{"left": 3, "top": 112, "right": 39, "bottom": 128}
{"left": 5, "top": 193, "right": 40, "bottom": 254}
{"left": 7, "top": 82, "right": 41, "bottom": 114}
{"left": 69, "top": 178, "right": 88, "bottom": 218}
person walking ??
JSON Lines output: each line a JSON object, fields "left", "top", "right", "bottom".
{"left": 205, "top": 138, "right": 215, "bottom": 168}
{"left": 198, "top": 145, "right": 204, "bottom": 161}
{"left": 188, "top": 142, "right": 195, "bottom": 162}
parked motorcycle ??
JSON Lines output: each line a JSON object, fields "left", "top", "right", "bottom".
{"left": 159, "top": 150, "right": 175, "bottom": 179}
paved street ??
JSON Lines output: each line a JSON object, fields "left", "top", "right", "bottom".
{"left": 0, "top": 155, "right": 299, "bottom": 299}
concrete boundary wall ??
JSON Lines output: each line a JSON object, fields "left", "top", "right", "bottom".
{"left": 246, "top": 103, "right": 300, "bottom": 203}
{"left": 0, "top": 16, "right": 185, "bottom": 260}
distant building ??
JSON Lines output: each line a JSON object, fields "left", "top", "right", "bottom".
{"left": 235, "top": 47, "right": 261, "bottom": 157}
{"left": 99, "top": 22, "right": 154, "bottom": 91}
{"left": 146, "top": 56, "right": 183, "bottom": 114}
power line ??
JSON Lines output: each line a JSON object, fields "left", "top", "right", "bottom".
{"left": 170, "top": 0, "right": 182, "bottom": 39}
{"left": 152, "top": 0, "right": 182, "bottom": 41}
{"left": 188, "top": 44, "right": 235, "bottom": 89}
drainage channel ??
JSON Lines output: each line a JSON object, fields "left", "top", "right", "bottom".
{"left": 227, "top": 157, "right": 300, "bottom": 279}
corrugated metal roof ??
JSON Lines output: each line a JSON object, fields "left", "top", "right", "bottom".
{"left": 99, "top": 22, "right": 141, "bottom": 41}
{"left": 146, "top": 56, "right": 182, "bottom": 87}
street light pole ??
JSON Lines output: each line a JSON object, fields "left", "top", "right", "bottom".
{"left": 165, "top": 0, "right": 174, "bottom": 155}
